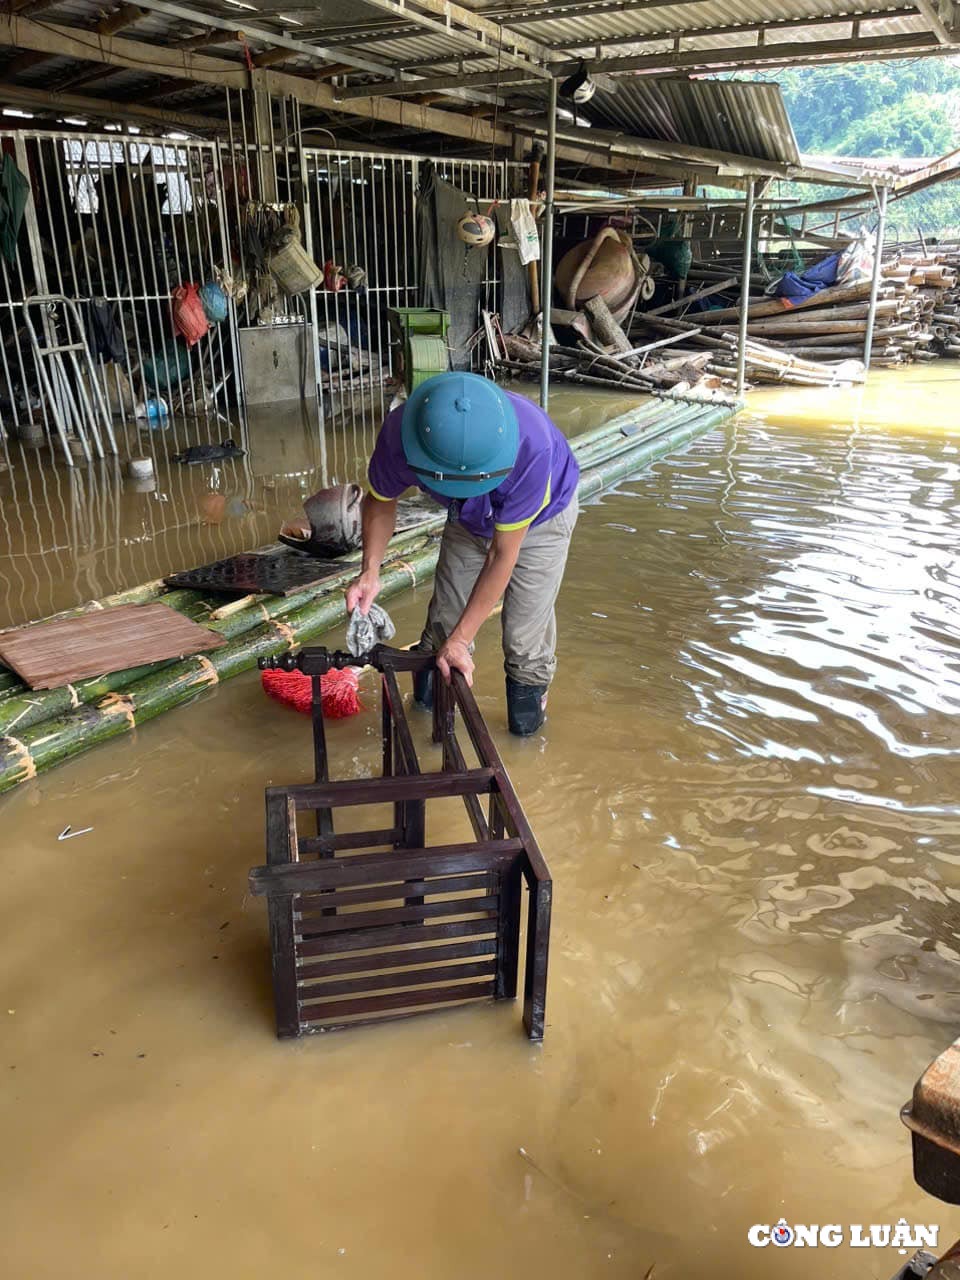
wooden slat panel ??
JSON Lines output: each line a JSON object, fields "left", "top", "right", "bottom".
{"left": 299, "top": 979, "right": 497, "bottom": 1024}
{"left": 250, "top": 839, "right": 522, "bottom": 896}
{"left": 0, "top": 603, "right": 225, "bottom": 689}
{"left": 298, "top": 959, "right": 497, "bottom": 1001}
{"left": 296, "top": 917, "right": 497, "bottom": 958}
{"left": 296, "top": 937, "right": 497, "bottom": 980}
{"left": 272, "top": 767, "right": 494, "bottom": 811}
{"left": 297, "top": 895, "right": 499, "bottom": 936}
{"left": 294, "top": 872, "right": 497, "bottom": 913}
{"left": 298, "top": 827, "right": 400, "bottom": 856}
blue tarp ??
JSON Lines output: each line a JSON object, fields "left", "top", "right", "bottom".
{"left": 774, "top": 251, "right": 841, "bottom": 304}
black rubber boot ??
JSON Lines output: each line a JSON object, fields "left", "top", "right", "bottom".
{"left": 506, "top": 678, "right": 548, "bottom": 736}
{"left": 413, "top": 664, "right": 434, "bottom": 711}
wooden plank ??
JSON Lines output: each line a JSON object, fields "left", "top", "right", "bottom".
{"left": 298, "top": 959, "right": 497, "bottom": 1001}
{"left": 299, "top": 979, "right": 497, "bottom": 1023}
{"left": 296, "top": 916, "right": 497, "bottom": 958}
{"left": 495, "top": 860, "right": 523, "bottom": 1001}
{"left": 265, "top": 791, "right": 300, "bottom": 1038}
{"left": 296, "top": 937, "right": 497, "bottom": 981}
{"left": 451, "top": 677, "right": 552, "bottom": 885}
{"left": 273, "top": 768, "right": 495, "bottom": 811}
{"left": 250, "top": 839, "right": 522, "bottom": 895}
{"left": 297, "top": 896, "right": 499, "bottom": 936}
{"left": 0, "top": 603, "right": 224, "bottom": 690}
{"left": 294, "top": 872, "right": 497, "bottom": 912}
{"left": 523, "top": 873, "right": 553, "bottom": 1042}
{"left": 297, "top": 827, "right": 400, "bottom": 856}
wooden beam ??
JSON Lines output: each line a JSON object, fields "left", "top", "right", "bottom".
{"left": 0, "top": 79, "right": 223, "bottom": 130}
{"left": 0, "top": 14, "right": 512, "bottom": 150}
{"left": 0, "top": 13, "right": 249, "bottom": 89}
{"left": 565, "top": 29, "right": 941, "bottom": 73}
{"left": 335, "top": 68, "right": 538, "bottom": 98}
{"left": 8, "top": 5, "right": 148, "bottom": 87}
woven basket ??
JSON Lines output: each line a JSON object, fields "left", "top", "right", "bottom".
{"left": 268, "top": 233, "right": 322, "bottom": 295}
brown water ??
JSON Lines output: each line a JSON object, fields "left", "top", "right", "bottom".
{"left": 3, "top": 369, "right": 960, "bottom": 1278}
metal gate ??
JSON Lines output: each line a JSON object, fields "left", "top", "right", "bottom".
{"left": 302, "top": 148, "right": 520, "bottom": 480}
{"left": 0, "top": 129, "right": 240, "bottom": 465}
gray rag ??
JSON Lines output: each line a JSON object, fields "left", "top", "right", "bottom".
{"left": 346, "top": 604, "right": 396, "bottom": 657}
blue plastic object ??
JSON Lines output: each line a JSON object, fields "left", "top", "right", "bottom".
{"left": 199, "top": 281, "right": 229, "bottom": 325}
{"left": 400, "top": 372, "right": 519, "bottom": 499}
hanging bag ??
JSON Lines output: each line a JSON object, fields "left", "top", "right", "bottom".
{"left": 171, "top": 283, "right": 209, "bottom": 347}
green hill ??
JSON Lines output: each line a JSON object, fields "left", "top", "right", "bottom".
{"left": 774, "top": 61, "right": 960, "bottom": 158}
{"left": 744, "top": 62, "right": 960, "bottom": 236}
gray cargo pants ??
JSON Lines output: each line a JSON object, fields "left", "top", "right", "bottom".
{"left": 418, "top": 493, "right": 579, "bottom": 687}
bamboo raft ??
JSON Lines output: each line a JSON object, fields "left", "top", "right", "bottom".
{"left": 0, "top": 398, "right": 737, "bottom": 795}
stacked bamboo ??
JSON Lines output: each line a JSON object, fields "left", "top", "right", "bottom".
{"left": 0, "top": 399, "right": 736, "bottom": 795}
{"left": 629, "top": 248, "right": 960, "bottom": 383}
{"left": 880, "top": 249, "right": 960, "bottom": 360}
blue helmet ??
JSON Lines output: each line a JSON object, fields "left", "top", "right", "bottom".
{"left": 400, "top": 372, "right": 519, "bottom": 499}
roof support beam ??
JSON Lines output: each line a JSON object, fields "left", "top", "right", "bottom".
{"left": 545, "top": 6, "right": 923, "bottom": 51}
{"left": 477, "top": 0, "right": 709, "bottom": 26}
{"left": 335, "top": 67, "right": 539, "bottom": 98}
{"left": 0, "top": 79, "right": 223, "bottom": 130}
{"left": 0, "top": 14, "right": 513, "bottom": 149}
{"left": 915, "top": 0, "right": 958, "bottom": 41}
{"left": 507, "top": 111, "right": 879, "bottom": 187}
{"left": 354, "top": 0, "right": 558, "bottom": 77}
{"left": 127, "top": 0, "right": 400, "bottom": 77}
{"left": 7, "top": 4, "right": 148, "bottom": 85}
{"left": 557, "top": 29, "right": 941, "bottom": 73}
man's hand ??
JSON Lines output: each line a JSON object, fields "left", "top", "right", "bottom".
{"left": 436, "top": 637, "right": 475, "bottom": 687}
{"left": 345, "top": 569, "right": 382, "bottom": 615}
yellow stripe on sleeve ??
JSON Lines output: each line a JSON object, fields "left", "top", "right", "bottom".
{"left": 494, "top": 476, "right": 551, "bottom": 532}
{"left": 368, "top": 484, "right": 395, "bottom": 502}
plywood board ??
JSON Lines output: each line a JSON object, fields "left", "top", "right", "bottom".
{"left": 0, "top": 603, "right": 226, "bottom": 690}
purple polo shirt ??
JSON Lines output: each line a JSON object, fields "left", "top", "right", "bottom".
{"left": 368, "top": 391, "right": 579, "bottom": 539}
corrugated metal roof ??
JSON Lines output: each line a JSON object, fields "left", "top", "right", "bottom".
{"left": 576, "top": 77, "right": 801, "bottom": 165}
{"left": 478, "top": 0, "right": 924, "bottom": 45}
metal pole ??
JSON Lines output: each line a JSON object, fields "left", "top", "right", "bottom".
{"left": 735, "top": 178, "right": 756, "bottom": 400}
{"left": 539, "top": 75, "right": 558, "bottom": 411}
{"left": 863, "top": 183, "right": 889, "bottom": 373}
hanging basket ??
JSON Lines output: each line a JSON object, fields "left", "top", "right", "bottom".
{"left": 267, "top": 230, "right": 323, "bottom": 295}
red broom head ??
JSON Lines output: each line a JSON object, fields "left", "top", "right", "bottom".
{"left": 261, "top": 666, "right": 362, "bottom": 718}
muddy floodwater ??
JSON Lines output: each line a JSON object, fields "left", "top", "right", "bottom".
{"left": 3, "top": 368, "right": 960, "bottom": 1278}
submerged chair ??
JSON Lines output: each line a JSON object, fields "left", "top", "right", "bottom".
{"left": 250, "top": 644, "right": 552, "bottom": 1041}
